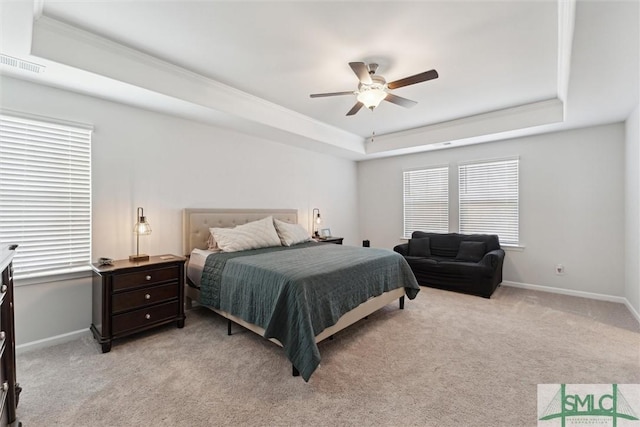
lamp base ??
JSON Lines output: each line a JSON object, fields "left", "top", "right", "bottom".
{"left": 129, "top": 254, "right": 149, "bottom": 262}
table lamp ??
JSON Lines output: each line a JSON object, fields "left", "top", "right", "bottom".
{"left": 130, "top": 207, "right": 151, "bottom": 261}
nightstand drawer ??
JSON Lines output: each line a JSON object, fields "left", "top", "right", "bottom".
{"left": 112, "top": 300, "right": 179, "bottom": 336}
{"left": 112, "top": 266, "right": 180, "bottom": 291}
{"left": 112, "top": 283, "right": 178, "bottom": 314}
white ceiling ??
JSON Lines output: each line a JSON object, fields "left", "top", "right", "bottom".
{"left": 0, "top": 0, "right": 638, "bottom": 160}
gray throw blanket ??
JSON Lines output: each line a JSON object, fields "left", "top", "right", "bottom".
{"left": 200, "top": 242, "right": 420, "bottom": 381}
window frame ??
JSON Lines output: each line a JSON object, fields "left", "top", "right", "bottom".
{"left": 458, "top": 157, "right": 519, "bottom": 245}
{"left": 0, "top": 111, "right": 93, "bottom": 284}
{"left": 402, "top": 165, "right": 450, "bottom": 238}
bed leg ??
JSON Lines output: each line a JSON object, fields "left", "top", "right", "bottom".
{"left": 399, "top": 296, "right": 405, "bottom": 310}
{"left": 227, "top": 319, "right": 232, "bottom": 336}
{"left": 292, "top": 365, "right": 300, "bottom": 377}
{"left": 185, "top": 296, "right": 193, "bottom": 310}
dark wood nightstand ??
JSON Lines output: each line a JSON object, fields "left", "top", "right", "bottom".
{"left": 91, "top": 254, "right": 186, "bottom": 353}
{"left": 316, "top": 237, "right": 344, "bottom": 245}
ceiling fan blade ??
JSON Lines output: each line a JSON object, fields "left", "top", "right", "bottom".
{"left": 384, "top": 93, "right": 418, "bottom": 108}
{"left": 387, "top": 69, "right": 439, "bottom": 90}
{"left": 310, "top": 91, "right": 354, "bottom": 98}
{"left": 346, "top": 102, "right": 364, "bottom": 116}
{"left": 349, "top": 62, "right": 372, "bottom": 85}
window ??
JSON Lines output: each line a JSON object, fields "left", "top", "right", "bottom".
{"left": 0, "top": 113, "right": 92, "bottom": 280}
{"left": 403, "top": 166, "right": 449, "bottom": 238}
{"left": 458, "top": 158, "right": 519, "bottom": 245}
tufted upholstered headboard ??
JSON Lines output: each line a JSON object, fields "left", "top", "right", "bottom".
{"left": 182, "top": 208, "right": 298, "bottom": 256}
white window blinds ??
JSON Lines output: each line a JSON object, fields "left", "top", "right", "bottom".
{"left": 0, "top": 113, "right": 92, "bottom": 279}
{"left": 458, "top": 158, "right": 519, "bottom": 245}
{"left": 403, "top": 167, "right": 449, "bottom": 238}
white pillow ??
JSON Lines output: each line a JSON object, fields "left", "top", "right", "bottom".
{"left": 206, "top": 234, "right": 222, "bottom": 252}
{"left": 210, "top": 216, "right": 282, "bottom": 252}
{"left": 273, "top": 218, "right": 311, "bottom": 247}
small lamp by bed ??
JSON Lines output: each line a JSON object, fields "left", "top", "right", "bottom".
{"left": 312, "top": 208, "right": 322, "bottom": 237}
{"left": 130, "top": 206, "right": 151, "bottom": 262}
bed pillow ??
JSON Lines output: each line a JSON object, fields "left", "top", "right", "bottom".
{"left": 210, "top": 216, "right": 282, "bottom": 252}
{"left": 273, "top": 218, "right": 311, "bottom": 247}
{"left": 408, "top": 237, "right": 431, "bottom": 257}
{"left": 455, "top": 241, "right": 486, "bottom": 262}
{"left": 206, "top": 234, "right": 222, "bottom": 252}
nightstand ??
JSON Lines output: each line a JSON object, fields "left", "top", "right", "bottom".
{"left": 317, "top": 237, "right": 344, "bottom": 245}
{"left": 91, "top": 255, "right": 186, "bottom": 353}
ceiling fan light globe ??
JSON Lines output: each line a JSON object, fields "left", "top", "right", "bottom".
{"left": 356, "top": 87, "right": 387, "bottom": 109}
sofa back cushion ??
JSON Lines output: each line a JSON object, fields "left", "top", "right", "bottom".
{"left": 428, "top": 234, "right": 460, "bottom": 257}
{"left": 408, "top": 237, "right": 431, "bottom": 256}
{"left": 455, "top": 241, "right": 486, "bottom": 262}
{"left": 411, "top": 231, "right": 500, "bottom": 257}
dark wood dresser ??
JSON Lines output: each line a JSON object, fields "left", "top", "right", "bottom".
{"left": 0, "top": 245, "right": 21, "bottom": 426}
{"left": 91, "top": 255, "right": 186, "bottom": 353}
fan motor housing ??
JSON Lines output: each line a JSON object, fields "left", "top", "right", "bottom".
{"left": 359, "top": 75, "right": 387, "bottom": 91}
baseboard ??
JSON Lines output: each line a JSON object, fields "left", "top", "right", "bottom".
{"left": 624, "top": 299, "right": 640, "bottom": 325}
{"left": 502, "top": 281, "right": 640, "bottom": 325}
{"left": 16, "top": 328, "right": 90, "bottom": 355}
{"left": 502, "top": 280, "right": 627, "bottom": 303}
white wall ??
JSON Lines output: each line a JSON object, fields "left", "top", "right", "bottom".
{"left": 358, "top": 124, "right": 626, "bottom": 297}
{"left": 0, "top": 76, "right": 359, "bottom": 345}
{"left": 625, "top": 104, "right": 640, "bottom": 315}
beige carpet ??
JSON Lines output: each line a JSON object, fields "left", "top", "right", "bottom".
{"left": 15, "top": 286, "right": 640, "bottom": 426}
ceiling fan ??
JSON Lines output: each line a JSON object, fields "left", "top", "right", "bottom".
{"left": 310, "top": 62, "right": 439, "bottom": 116}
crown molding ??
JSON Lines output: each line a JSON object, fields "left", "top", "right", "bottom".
{"left": 557, "top": 0, "right": 576, "bottom": 111}
{"left": 366, "top": 98, "right": 564, "bottom": 155}
{"left": 31, "top": 15, "right": 365, "bottom": 155}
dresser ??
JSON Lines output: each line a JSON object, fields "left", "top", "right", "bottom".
{"left": 91, "top": 255, "right": 186, "bottom": 353}
{"left": 0, "top": 245, "right": 20, "bottom": 427}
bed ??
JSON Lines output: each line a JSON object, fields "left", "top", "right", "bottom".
{"left": 183, "top": 208, "right": 420, "bottom": 381}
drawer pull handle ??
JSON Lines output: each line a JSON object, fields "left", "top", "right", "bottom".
{"left": 145, "top": 294, "right": 151, "bottom": 300}
{"left": 145, "top": 275, "right": 152, "bottom": 281}
{"left": 0, "top": 285, "right": 6, "bottom": 293}
{"left": 145, "top": 314, "right": 151, "bottom": 320}
{"left": 1, "top": 382, "right": 8, "bottom": 392}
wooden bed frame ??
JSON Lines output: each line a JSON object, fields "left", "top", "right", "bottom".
{"left": 182, "top": 208, "right": 406, "bottom": 373}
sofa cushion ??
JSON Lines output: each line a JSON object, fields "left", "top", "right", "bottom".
{"left": 455, "top": 241, "right": 486, "bottom": 262}
{"left": 412, "top": 231, "right": 501, "bottom": 254}
{"left": 404, "top": 256, "right": 438, "bottom": 269}
{"left": 429, "top": 234, "right": 461, "bottom": 258}
{"left": 408, "top": 237, "right": 431, "bottom": 257}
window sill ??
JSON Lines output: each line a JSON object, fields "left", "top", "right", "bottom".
{"left": 502, "top": 244, "right": 525, "bottom": 252}
{"left": 14, "top": 267, "right": 92, "bottom": 287}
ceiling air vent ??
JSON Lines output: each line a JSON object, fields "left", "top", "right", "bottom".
{"left": 0, "top": 54, "right": 45, "bottom": 74}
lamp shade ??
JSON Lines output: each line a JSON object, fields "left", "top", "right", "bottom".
{"left": 357, "top": 87, "right": 387, "bottom": 109}
{"left": 133, "top": 218, "right": 151, "bottom": 235}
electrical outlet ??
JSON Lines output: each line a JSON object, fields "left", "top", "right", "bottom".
{"left": 555, "top": 264, "right": 565, "bottom": 275}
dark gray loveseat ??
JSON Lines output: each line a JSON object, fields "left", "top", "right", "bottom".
{"left": 393, "top": 232, "right": 505, "bottom": 298}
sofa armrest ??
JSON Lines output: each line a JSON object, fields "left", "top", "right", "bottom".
{"left": 480, "top": 249, "right": 505, "bottom": 270}
{"left": 393, "top": 243, "right": 409, "bottom": 256}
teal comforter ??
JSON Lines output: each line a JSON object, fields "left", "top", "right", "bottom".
{"left": 199, "top": 242, "right": 420, "bottom": 381}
